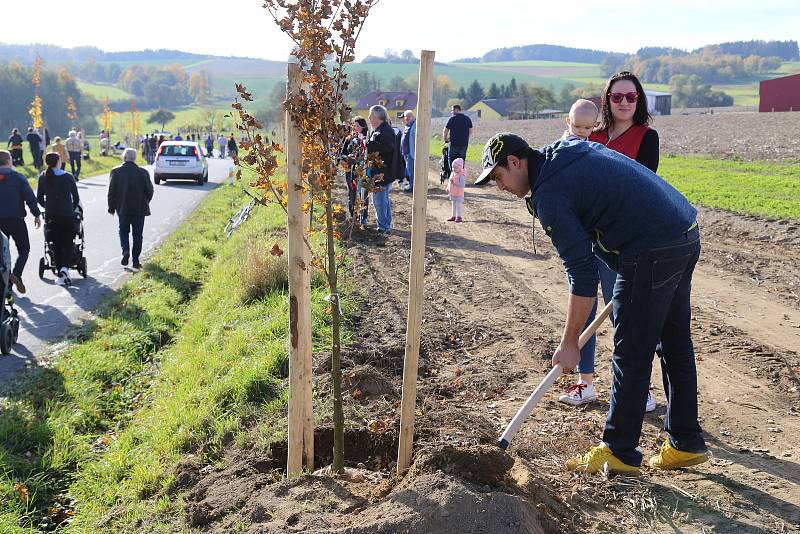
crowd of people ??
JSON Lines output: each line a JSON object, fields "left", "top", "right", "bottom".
{"left": 340, "top": 101, "right": 472, "bottom": 233}
{"left": 2, "top": 70, "right": 711, "bottom": 478}
{"left": 339, "top": 70, "right": 707, "bottom": 477}
{"left": 7, "top": 126, "right": 87, "bottom": 179}
{"left": 1, "top": 140, "right": 154, "bottom": 289}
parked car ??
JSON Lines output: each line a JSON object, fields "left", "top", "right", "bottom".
{"left": 153, "top": 141, "right": 209, "bottom": 185}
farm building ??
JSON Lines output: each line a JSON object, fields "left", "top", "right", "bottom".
{"left": 759, "top": 73, "right": 800, "bottom": 112}
{"left": 468, "top": 98, "right": 516, "bottom": 120}
{"left": 644, "top": 90, "right": 672, "bottom": 115}
{"left": 534, "top": 109, "right": 566, "bottom": 119}
{"left": 352, "top": 90, "right": 418, "bottom": 121}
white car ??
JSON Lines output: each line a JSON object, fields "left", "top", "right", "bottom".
{"left": 153, "top": 141, "right": 209, "bottom": 185}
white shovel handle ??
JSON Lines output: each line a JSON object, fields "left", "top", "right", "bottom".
{"left": 498, "top": 301, "right": 613, "bottom": 449}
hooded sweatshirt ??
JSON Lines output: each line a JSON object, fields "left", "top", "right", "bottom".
{"left": 529, "top": 139, "right": 696, "bottom": 297}
{"left": 0, "top": 167, "right": 41, "bottom": 218}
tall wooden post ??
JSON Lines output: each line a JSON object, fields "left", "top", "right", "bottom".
{"left": 397, "top": 50, "right": 435, "bottom": 475}
{"left": 286, "top": 58, "right": 313, "bottom": 475}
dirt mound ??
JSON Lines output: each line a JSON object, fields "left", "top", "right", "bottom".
{"left": 179, "top": 439, "right": 575, "bottom": 534}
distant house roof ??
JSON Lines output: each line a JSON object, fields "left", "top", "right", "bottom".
{"left": 475, "top": 98, "right": 516, "bottom": 116}
{"left": 355, "top": 90, "right": 418, "bottom": 110}
{"left": 537, "top": 109, "right": 563, "bottom": 114}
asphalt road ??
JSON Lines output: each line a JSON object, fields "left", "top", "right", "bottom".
{"left": 0, "top": 158, "right": 234, "bottom": 384}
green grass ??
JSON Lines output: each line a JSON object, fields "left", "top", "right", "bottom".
{"left": 0, "top": 169, "right": 351, "bottom": 531}
{"left": 441, "top": 139, "right": 800, "bottom": 219}
{"left": 461, "top": 60, "right": 599, "bottom": 68}
{"left": 76, "top": 81, "right": 134, "bottom": 102}
{"left": 659, "top": 155, "right": 800, "bottom": 218}
{"left": 103, "top": 105, "right": 236, "bottom": 136}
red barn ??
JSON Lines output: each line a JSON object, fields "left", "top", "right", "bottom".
{"left": 759, "top": 73, "right": 800, "bottom": 112}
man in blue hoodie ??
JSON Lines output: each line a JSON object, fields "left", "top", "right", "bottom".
{"left": 0, "top": 150, "right": 42, "bottom": 294}
{"left": 475, "top": 133, "right": 708, "bottom": 474}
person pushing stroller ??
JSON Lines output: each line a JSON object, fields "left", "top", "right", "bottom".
{"left": 37, "top": 152, "right": 81, "bottom": 286}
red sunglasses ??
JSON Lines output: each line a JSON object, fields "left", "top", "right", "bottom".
{"left": 608, "top": 91, "right": 639, "bottom": 104}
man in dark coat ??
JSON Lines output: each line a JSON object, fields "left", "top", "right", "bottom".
{"left": 26, "top": 127, "right": 43, "bottom": 168}
{"left": 108, "top": 148, "right": 153, "bottom": 269}
{"left": 366, "top": 105, "right": 395, "bottom": 234}
{"left": 0, "top": 150, "right": 41, "bottom": 293}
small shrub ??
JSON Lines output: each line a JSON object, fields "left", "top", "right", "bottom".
{"left": 239, "top": 243, "right": 288, "bottom": 303}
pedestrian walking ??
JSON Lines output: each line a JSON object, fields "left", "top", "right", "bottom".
{"left": 204, "top": 134, "right": 214, "bottom": 158}
{"left": 7, "top": 129, "right": 24, "bottom": 166}
{"left": 227, "top": 134, "right": 238, "bottom": 160}
{"left": 217, "top": 133, "right": 227, "bottom": 158}
{"left": 475, "top": 133, "right": 708, "bottom": 474}
{"left": 65, "top": 130, "right": 83, "bottom": 179}
{"left": 36, "top": 152, "right": 80, "bottom": 287}
{"left": 0, "top": 150, "right": 42, "bottom": 293}
{"left": 49, "top": 137, "right": 69, "bottom": 171}
{"left": 443, "top": 104, "right": 472, "bottom": 169}
{"left": 107, "top": 148, "right": 153, "bottom": 269}
{"left": 27, "top": 127, "right": 44, "bottom": 168}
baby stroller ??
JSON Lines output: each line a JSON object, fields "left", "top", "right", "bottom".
{"left": 440, "top": 144, "right": 451, "bottom": 185}
{"left": 0, "top": 233, "right": 20, "bottom": 355}
{"left": 39, "top": 206, "right": 88, "bottom": 281}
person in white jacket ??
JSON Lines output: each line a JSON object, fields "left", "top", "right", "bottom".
{"left": 65, "top": 130, "right": 83, "bottom": 179}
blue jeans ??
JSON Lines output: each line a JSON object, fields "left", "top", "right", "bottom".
{"left": 371, "top": 182, "right": 392, "bottom": 231}
{"left": 118, "top": 214, "right": 145, "bottom": 262}
{"left": 603, "top": 226, "right": 705, "bottom": 466}
{"left": 404, "top": 154, "right": 414, "bottom": 190}
{"left": 578, "top": 259, "right": 618, "bottom": 374}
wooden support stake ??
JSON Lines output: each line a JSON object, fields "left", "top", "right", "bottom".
{"left": 397, "top": 50, "right": 435, "bottom": 476}
{"left": 286, "top": 58, "right": 313, "bottom": 476}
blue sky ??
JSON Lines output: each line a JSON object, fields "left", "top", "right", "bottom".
{"left": 2, "top": 0, "right": 798, "bottom": 62}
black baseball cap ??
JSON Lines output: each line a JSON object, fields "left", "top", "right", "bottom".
{"left": 474, "top": 133, "right": 530, "bottom": 185}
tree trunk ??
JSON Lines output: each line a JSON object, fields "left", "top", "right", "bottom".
{"left": 325, "top": 187, "right": 344, "bottom": 473}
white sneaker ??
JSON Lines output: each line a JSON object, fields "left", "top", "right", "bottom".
{"left": 55, "top": 274, "right": 66, "bottom": 286}
{"left": 558, "top": 381, "right": 597, "bottom": 406}
{"left": 646, "top": 391, "right": 656, "bottom": 413}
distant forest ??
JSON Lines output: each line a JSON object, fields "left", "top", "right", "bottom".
{"left": 458, "top": 40, "right": 799, "bottom": 64}
{"left": 0, "top": 43, "right": 241, "bottom": 65}
{"left": 458, "top": 44, "right": 611, "bottom": 64}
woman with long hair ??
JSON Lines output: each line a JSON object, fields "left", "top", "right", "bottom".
{"left": 590, "top": 71, "right": 659, "bottom": 172}
{"left": 559, "top": 71, "right": 661, "bottom": 410}
{"left": 340, "top": 116, "right": 368, "bottom": 221}
{"left": 36, "top": 152, "right": 80, "bottom": 286}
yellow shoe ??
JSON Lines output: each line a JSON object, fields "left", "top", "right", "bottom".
{"left": 565, "top": 443, "right": 640, "bottom": 474}
{"left": 649, "top": 440, "right": 709, "bottom": 470}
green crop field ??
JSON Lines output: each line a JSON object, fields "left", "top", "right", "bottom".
{"left": 76, "top": 81, "right": 134, "bottom": 101}
{"left": 447, "top": 139, "right": 800, "bottom": 220}
{"left": 659, "top": 155, "right": 800, "bottom": 219}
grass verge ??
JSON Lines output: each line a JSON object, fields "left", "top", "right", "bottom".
{"left": 0, "top": 175, "right": 344, "bottom": 532}
{"left": 438, "top": 139, "right": 800, "bottom": 219}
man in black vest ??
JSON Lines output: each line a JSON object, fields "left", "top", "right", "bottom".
{"left": 108, "top": 148, "right": 153, "bottom": 269}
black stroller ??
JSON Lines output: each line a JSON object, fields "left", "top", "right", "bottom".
{"left": 0, "top": 233, "right": 20, "bottom": 355}
{"left": 39, "top": 206, "right": 88, "bottom": 281}
{"left": 440, "top": 144, "right": 451, "bottom": 185}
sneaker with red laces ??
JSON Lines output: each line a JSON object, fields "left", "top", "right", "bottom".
{"left": 558, "top": 381, "right": 597, "bottom": 406}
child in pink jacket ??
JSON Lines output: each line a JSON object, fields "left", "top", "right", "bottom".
{"left": 446, "top": 157, "right": 466, "bottom": 222}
